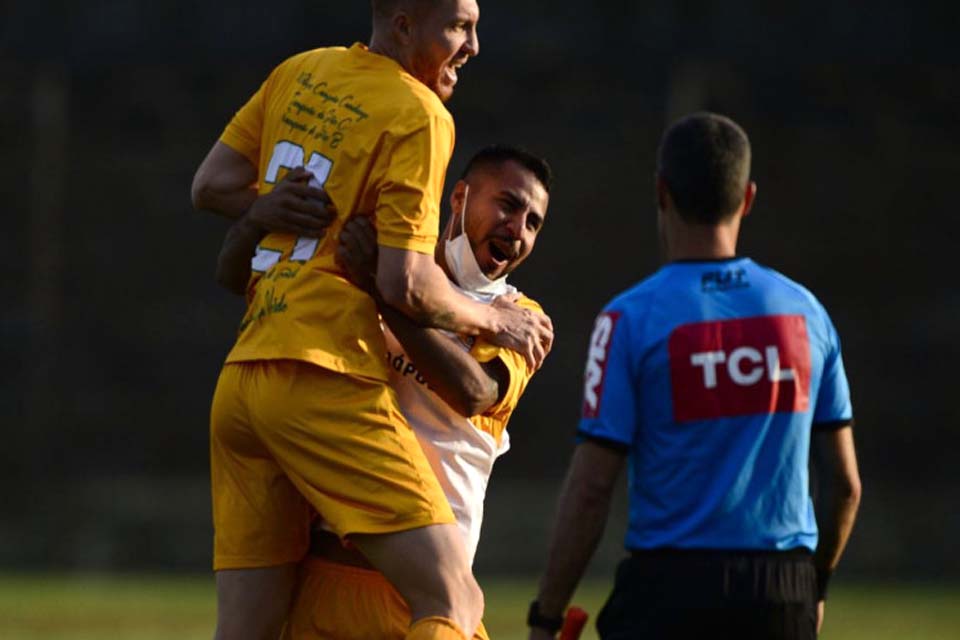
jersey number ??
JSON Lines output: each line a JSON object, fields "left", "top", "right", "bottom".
{"left": 251, "top": 141, "right": 333, "bottom": 273}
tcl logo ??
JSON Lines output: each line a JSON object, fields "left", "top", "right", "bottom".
{"left": 669, "top": 315, "right": 811, "bottom": 422}
{"left": 690, "top": 346, "right": 796, "bottom": 388}
{"left": 582, "top": 312, "right": 621, "bottom": 418}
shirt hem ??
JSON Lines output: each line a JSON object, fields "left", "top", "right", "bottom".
{"left": 576, "top": 430, "right": 630, "bottom": 453}
{"left": 225, "top": 349, "right": 388, "bottom": 382}
{"left": 377, "top": 237, "right": 436, "bottom": 255}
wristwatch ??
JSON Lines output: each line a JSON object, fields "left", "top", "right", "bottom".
{"left": 527, "top": 600, "right": 563, "bottom": 634}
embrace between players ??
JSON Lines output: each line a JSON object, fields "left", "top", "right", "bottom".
{"left": 192, "top": 2, "right": 860, "bottom": 639}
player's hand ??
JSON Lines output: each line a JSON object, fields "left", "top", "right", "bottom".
{"left": 335, "top": 214, "right": 378, "bottom": 293}
{"left": 816, "top": 600, "right": 825, "bottom": 635}
{"left": 246, "top": 166, "right": 335, "bottom": 237}
{"left": 486, "top": 295, "right": 554, "bottom": 371}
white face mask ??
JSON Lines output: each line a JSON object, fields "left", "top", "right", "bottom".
{"left": 443, "top": 185, "right": 511, "bottom": 295}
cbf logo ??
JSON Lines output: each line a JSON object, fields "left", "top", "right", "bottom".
{"left": 668, "top": 315, "right": 812, "bottom": 422}
{"left": 582, "top": 312, "right": 621, "bottom": 418}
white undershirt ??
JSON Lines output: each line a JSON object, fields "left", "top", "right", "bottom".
{"left": 383, "top": 282, "right": 515, "bottom": 565}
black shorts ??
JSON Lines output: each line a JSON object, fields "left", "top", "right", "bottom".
{"left": 596, "top": 548, "right": 817, "bottom": 640}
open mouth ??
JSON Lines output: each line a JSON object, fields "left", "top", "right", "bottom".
{"left": 488, "top": 239, "right": 516, "bottom": 265}
{"left": 444, "top": 66, "right": 458, "bottom": 85}
{"left": 446, "top": 58, "right": 468, "bottom": 85}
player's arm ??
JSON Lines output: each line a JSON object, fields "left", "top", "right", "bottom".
{"left": 215, "top": 168, "right": 337, "bottom": 295}
{"left": 217, "top": 213, "right": 264, "bottom": 295}
{"left": 337, "top": 216, "right": 504, "bottom": 416}
{"left": 381, "top": 303, "right": 507, "bottom": 416}
{"left": 530, "top": 441, "right": 625, "bottom": 639}
{"left": 377, "top": 246, "right": 553, "bottom": 370}
{"left": 193, "top": 143, "right": 333, "bottom": 238}
{"left": 811, "top": 425, "right": 861, "bottom": 623}
{"left": 191, "top": 142, "right": 260, "bottom": 221}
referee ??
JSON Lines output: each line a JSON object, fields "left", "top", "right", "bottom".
{"left": 528, "top": 113, "right": 861, "bottom": 639}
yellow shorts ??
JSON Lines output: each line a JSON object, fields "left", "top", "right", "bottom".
{"left": 210, "top": 360, "right": 454, "bottom": 570}
{"left": 284, "top": 557, "right": 490, "bottom": 640}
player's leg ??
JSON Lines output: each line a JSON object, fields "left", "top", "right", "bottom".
{"left": 285, "top": 551, "right": 491, "bottom": 640}
{"left": 352, "top": 523, "right": 484, "bottom": 638}
{"left": 252, "top": 362, "right": 481, "bottom": 638}
{"left": 209, "top": 362, "right": 313, "bottom": 640}
{"left": 213, "top": 565, "right": 298, "bottom": 640}
{"left": 284, "top": 556, "right": 410, "bottom": 639}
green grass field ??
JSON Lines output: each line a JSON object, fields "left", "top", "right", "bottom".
{"left": 0, "top": 575, "right": 957, "bottom": 639}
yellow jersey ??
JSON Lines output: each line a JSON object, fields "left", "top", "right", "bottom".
{"left": 220, "top": 43, "right": 456, "bottom": 381}
{"left": 468, "top": 294, "right": 543, "bottom": 446}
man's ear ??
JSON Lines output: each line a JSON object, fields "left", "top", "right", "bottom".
{"left": 655, "top": 174, "right": 673, "bottom": 212}
{"left": 449, "top": 179, "right": 468, "bottom": 217}
{"left": 741, "top": 181, "right": 758, "bottom": 218}
{"left": 392, "top": 12, "right": 413, "bottom": 43}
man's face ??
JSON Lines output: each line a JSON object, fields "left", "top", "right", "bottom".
{"left": 406, "top": 0, "right": 480, "bottom": 102}
{"left": 451, "top": 160, "right": 549, "bottom": 280}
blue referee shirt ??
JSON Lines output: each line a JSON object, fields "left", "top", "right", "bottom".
{"left": 578, "top": 257, "right": 853, "bottom": 552}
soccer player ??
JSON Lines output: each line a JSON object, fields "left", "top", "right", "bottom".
{"left": 527, "top": 113, "right": 861, "bottom": 640}
{"left": 191, "top": 2, "right": 553, "bottom": 639}
{"left": 218, "top": 145, "right": 552, "bottom": 639}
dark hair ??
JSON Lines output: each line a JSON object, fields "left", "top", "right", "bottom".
{"left": 460, "top": 144, "right": 553, "bottom": 193}
{"left": 657, "top": 112, "right": 751, "bottom": 224}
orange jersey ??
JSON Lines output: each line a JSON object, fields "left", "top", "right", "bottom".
{"left": 220, "top": 44, "right": 456, "bottom": 380}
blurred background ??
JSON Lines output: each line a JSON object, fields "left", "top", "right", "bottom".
{"left": 2, "top": 0, "right": 958, "bottom": 638}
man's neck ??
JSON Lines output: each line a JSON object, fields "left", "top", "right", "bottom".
{"left": 664, "top": 216, "right": 740, "bottom": 263}
{"left": 368, "top": 33, "right": 404, "bottom": 69}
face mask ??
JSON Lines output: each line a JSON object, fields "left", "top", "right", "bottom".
{"left": 444, "top": 185, "right": 511, "bottom": 295}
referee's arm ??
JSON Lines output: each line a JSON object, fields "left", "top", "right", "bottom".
{"left": 811, "top": 425, "right": 862, "bottom": 630}
{"left": 531, "top": 439, "right": 626, "bottom": 637}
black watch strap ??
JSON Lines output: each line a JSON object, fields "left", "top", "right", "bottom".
{"left": 528, "top": 600, "right": 564, "bottom": 634}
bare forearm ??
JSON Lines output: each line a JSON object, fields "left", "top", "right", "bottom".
{"left": 813, "top": 481, "right": 861, "bottom": 578}
{"left": 378, "top": 300, "right": 498, "bottom": 416}
{"left": 216, "top": 216, "right": 264, "bottom": 295}
{"left": 812, "top": 427, "right": 862, "bottom": 597}
{"left": 536, "top": 467, "right": 615, "bottom": 617}
{"left": 377, "top": 248, "right": 496, "bottom": 336}
{"left": 193, "top": 184, "right": 258, "bottom": 221}
{"left": 394, "top": 267, "right": 496, "bottom": 335}
{"left": 191, "top": 141, "right": 259, "bottom": 220}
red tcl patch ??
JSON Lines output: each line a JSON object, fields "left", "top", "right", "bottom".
{"left": 582, "top": 312, "right": 622, "bottom": 418}
{"left": 668, "top": 315, "right": 811, "bottom": 422}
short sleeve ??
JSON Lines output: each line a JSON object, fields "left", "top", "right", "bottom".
{"left": 577, "top": 309, "right": 637, "bottom": 450}
{"left": 375, "top": 113, "right": 455, "bottom": 255}
{"left": 472, "top": 341, "right": 532, "bottom": 416}
{"left": 467, "top": 296, "right": 541, "bottom": 443}
{"left": 219, "top": 77, "right": 268, "bottom": 167}
{"left": 813, "top": 314, "right": 854, "bottom": 429}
